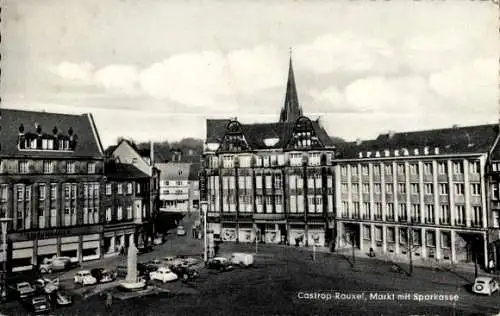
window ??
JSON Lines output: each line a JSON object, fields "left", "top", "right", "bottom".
{"left": 363, "top": 225, "right": 371, "bottom": 240}
{"left": 471, "top": 183, "right": 481, "bottom": 196}
{"left": 452, "top": 161, "right": 463, "bottom": 174}
{"left": 411, "top": 204, "right": 420, "bottom": 220}
{"left": 399, "top": 228, "right": 408, "bottom": 245}
{"left": 127, "top": 206, "right": 133, "bottom": 219}
{"left": 341, "top": 166, "right": 347, "bottom": 177}
{"left": 493, "top": 184, "right": 499, "bottom": 200}
{"left": 106, "top": 208, "right": 112, "bottom": 222}
{"left": 87, "top": 162, "right": 96, "bottom": 174}
{"left": 384, "top": 164, "right": 392, "bottom": 175}
{"left": 399, "top": 204, "right": 407, "bottom": 220}
{"left": 117, "top": 206, "right": 123, "bottom": 220}
{"left": 341, "top": 183, "right": 348, "bottom": 193}
{"left": 254, "top": 155, "right": 262, "bottom": 167}
{"left": 374, "top": 184, "right": 381, "bottom": 194}
{"left": 425, "top": 204, "right": 434, "bottom": 222}
{"left": 363, "top": 184, "right": 370, "bottom": 194}
{"left": 222, "top": 155, "right": 234, "bottom": 168}
{"left": 277, "top": 154, "right": 285, "bottom": 166}
{"left": 469, "top": 160, "right": 480, "bottom": 174}
{"left": 423, "top": 163, "right": 432, "bottom": 175}
{"left": 351, "top": 165, "right": 358, "bottom": 176}
{"left": 387, "top": 227, "right": 395, "bottom": 243}
{"left": 352, "top": 184, "right": 358, "bottom": 194}
{"left": 117, "top": 184, "right": 123, "bottom": 195}
{"left": 397, "top": 183, "right": 406, "bottom": 194}
{"left": 375, "top": 226, "right": 383, "bottom": 242}
{"left": 136, "top": 183, "right": 141, "bottom": 194}
{"left": 410, "top": 163, "right": 418, "bottom": 175}
{"left": 106, "top": 183, "right": 112, "bottom": 195}
{"left": 16, "top": 184, "right": 24, "bottom": 201}
{"left": 441, "top": 232, "right": 451, "bottom": 248}
{"left": 424, "top": 183, "right": 433, "bottom": 195}
{"left": 455, "top": 205, "right": 465, "bottom": 224}
{"left": 439, "top": 183, "right": 449, "bottom": 195}
{"left": 0, "top": 185, "right": 7, "bottom": 202}
{"left": 38, "top": 184, "right": 46, "bottom": 200}
{"left": 373, "top": 165, "right": 380, "bottom": 176}
{"left": 43, "top": 161, "right": 54, "bottom": 174}
{"left": 438, "top": 162, "right": 447, "bottom": 174}
{"left": 493, "top": 210, "right": 500, "bottom": 228}
{"left": 50, "top": 184, "right": 57, "bottom": 200}
{"left": 454, "top": 183, "right": 464, "bottom": 195}
{"left": 426, "top": 231, "right": 436, "bottom": 247}
{"left": 412, "top": 229, "right": 421, "bottom": 245}
{"left": 19, "top": 161, "right": 29, "bottom": 174}
{"left": 385, "top": 183, "right": 393, "bottom": 194}
{"left": 440, "top": 205, "right": 450, "bottom": 223}
{"left": 362, "top": 202, "right": 370, "bottom": 218}
{"left": 361, "top": 165, "right": 369, "bottom": 175}
{"left": 127, "top": 182, "right": 133, "bottom": 194}
{"left": 309, "top": 153, "right": 321, "bottom": 166}
{"left": 239, "top": 155, "right": 251, "bottom": 168}
{"left": 397, "top": 164, "right": 405, "bottom": 175}
{"left": 410, "top": 183, "right": 419, "bottom": 195}
{"left": 67, "top": 161, "right": 75, "bottom": 174}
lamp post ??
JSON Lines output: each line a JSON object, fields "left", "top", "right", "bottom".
{"left": 0, "top": 217, "right": 11, "bottom": 300}
{"left": 201, "top": 202, "right": 208, "bottom": 264}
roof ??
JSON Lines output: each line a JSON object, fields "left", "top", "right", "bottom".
{"left": 0, "top": 108, "right": 104, "bottom": 159}
{"left": 104, "top": 161, "right": 150, "bottom": 180}
{"left": 156, "top": 162, "right": 192, "bottom": 181}
{"left": 188, "top": 163, "right": 200, "bottom": 180}
{"left": 206, "top": 118, "right": 334, "bottom": 151}
{"left": 136, "top": 143, "right": 168, "bottom": 163}
{"left": 279, "top": 56, "right": 302, "bottom": 123}
{"left": 104, "top": 145, "right": 117, "bottom": 157}
{"left": 336, "top": 124, "right": 499, "bottom": 159}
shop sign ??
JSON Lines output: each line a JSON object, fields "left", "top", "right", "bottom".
{"left": 11, "top": 225, "right": 103, "bottom": 241}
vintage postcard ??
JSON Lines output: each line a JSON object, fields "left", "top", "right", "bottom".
{"left": 0, "top": 0, "right": 499, "bottom": 315}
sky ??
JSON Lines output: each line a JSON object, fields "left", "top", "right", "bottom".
{"left": 1, "top": 0, "right": 498, "bottom": 147}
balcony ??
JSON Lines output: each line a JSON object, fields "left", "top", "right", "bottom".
{"left": 253, "top": 213, "right": 286, "bottom": 221}
{"left": 439, "top": 218, "right": 451, "bottom": 225}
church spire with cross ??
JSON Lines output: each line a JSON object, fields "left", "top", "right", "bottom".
{"left": 279, "top": 48, "right": 303, "bottom": 123}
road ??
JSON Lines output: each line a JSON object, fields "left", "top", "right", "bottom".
{"left": 1, "top": 213, "right": 499, "bottom": 315}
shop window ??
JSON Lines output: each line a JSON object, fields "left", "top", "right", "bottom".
{"left": 60, "top": 250, "right": 77, "bottom": 258}
{"left": 82, "top": 248, "right": 97, "bottom": 257}
{"left": 11, "top": 257, "right": 32, "bottom": 269}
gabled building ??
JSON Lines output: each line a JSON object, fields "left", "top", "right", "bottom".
{"left": 335, "top": 124, "right": 499, "bottom": 267}
{"left": 201, "top": 56, "right": 336, "bottom": 246}
{"left": 156, "top": 162, "right": 200, "bottom": 213}
{"left": 0, "top": 109, "right": 105, "bottom": 271}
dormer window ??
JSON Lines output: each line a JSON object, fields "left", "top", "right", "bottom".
{"left": 309, "top": 153, "right": 321, "bottom": 166}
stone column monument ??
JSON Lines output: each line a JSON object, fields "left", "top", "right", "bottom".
{"left": 126, "top": 235, "right": 138, "bottom": 282}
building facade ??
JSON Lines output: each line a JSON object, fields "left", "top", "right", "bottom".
{"left": 102, "top": 161, "right": 151, "bottom": 256}
{"left": 0, "top": 109, "right": 105, "bottom": 271}
{"left": 486, "top": 140, "right": 500, "bottom": 267}
{"left": 334, "top": 125, "right": 498, "bottom": 267}
{"left": 157, "top": 162, "right": 200, "bottom": 213}
{"left": 201, "top": 57, "right": 336, "bottom": 246}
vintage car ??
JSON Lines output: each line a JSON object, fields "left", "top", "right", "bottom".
{"left": 23, "top": 295, "right": 51, "bottom": 314}
{"left": 32, "top": 278, "right": 59, "bottom": 294}
{"left": 472, "top": 277, "right": 499, "bottom": 295}
{"left": 90, "top": 268, "right": 117, "bottom": 283}
{"left": 206, "top": 257, "right": 233, "bottom": 272}
{"left": 74, "top": 270, "right": 98, "bottom": 286}
{"left": 149, "top": 267, "right": 178, "bottom": 283}
{"left": 170, "top": 265, "right": 199, "bottom": 281}
{"left": 39, "top": 257, "right": 67, "bottom": 274}
{"left": 55, "top": 292, "right": 73, "bottom": 306}
{"left": 9, "top": 282, "right": 36, "bottom": 299}
{"left": 177, "top": 226, "right": 186, "bottom": 236}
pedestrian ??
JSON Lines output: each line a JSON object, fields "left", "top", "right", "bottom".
{"left": 105, "top": 292, "right": 113, "bottom": 310}
{"left": 488, "top": 259, "right": 495, "bottom": 273}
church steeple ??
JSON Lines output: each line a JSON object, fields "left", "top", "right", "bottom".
{"left": 279, "top": 49, "right": 303, "bottom": 122}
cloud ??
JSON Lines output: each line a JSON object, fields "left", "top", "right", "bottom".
{"left": 429, "top": 58, "right": 497, "bottom": 112}
{"left": 294, "top": 33, "right": 399, "bottom": 75}
{"left": 93, "top": 64, "right": 140, "bottom": 93}
{"left": 55, "top": 61, "right": 94, "bottom": 84}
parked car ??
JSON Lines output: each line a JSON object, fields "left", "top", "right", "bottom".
{"left": 137, "top": 263, "right": 158, "bottom": 278}
{"left": 177, "top": 226, "right": 186, "bottom": 236}
{"left": 39, "top": 258, "right": 66, "bottom": 274}
{"left": 162, "top": 256, "right": 187, "bottom": 268}
{"left": 74, "top": 270, "right": 97, "bottom": 286}
{"left": 170, "top": 265, "right": 199, "bottom": 281}
{"left": 32, "top": 278, "right": 59, "bottom": 294}
{"left": 9, "top": 282, "right": 36, "bottom": 299}
{"left": 472, "top": 277, "right": 499, "bottom": 295}
{"left": 55, "top": 292, "right": 73, "bottom": 306}
{"left": 206, "top": 257, "right": 233, "bottom": 272}
{"left": 23, "top": 295, "right": 51, "bottom": 314}
{"left": 231, "top": 253, "right": 254, "bottom": 267}
{"left": 153, "top": 237, "right": 164, "bottom": 245}
{"left": 149, "top": 267, "right": 178, "bottom": 283}
{"left": 91, "top": 268, "right": 117, "bottom": 283}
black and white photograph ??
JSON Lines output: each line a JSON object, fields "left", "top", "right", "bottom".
{"left": 0, "top": 0, "right": 499, "bottom": 315}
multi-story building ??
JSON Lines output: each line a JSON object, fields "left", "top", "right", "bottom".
{"left": 201, "top": 57, "right": 336, "bottom": 246}
{"left": 486, "top": 139, "right": 500, "bottom": 266}
{"left": 102, "top": 160, "right": 151, "bottom": 256}
{"left": 105, "top": 139, "right": 160, "bottom": 241}
{"left": 0, "top": 109, "right": 105, "bottom": 271}
{"left": 157, "top": 162, "right": 200, "bottom": 213}
{"left": 334, "top": 125, "right": 499, "bottom": 267}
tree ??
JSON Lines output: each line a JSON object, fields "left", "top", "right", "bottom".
{"left": 398, "top": 225, "right": 421, "bottom": 276}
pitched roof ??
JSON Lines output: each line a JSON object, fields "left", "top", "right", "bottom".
{"left": 104, "top": 145, "right": 117, "bottom": 157}
{"left": 104, "top": 161, "right": 149, "bottom": 180}
{"left": 156, "top": 162, "right": 192, "bottom": 181}
{"left": 206, "top": 118, "right": 334, "bottom": 150}
{"left": 136, "top": 143, "right": 168, "bottom": 163}
{"left": 336, "top": 124, "right": 499, "bottom": 159}
{"left": 0, "top": 108, "right": 104, "bottom": 159}
{"left": 279, "top": 55, "right": 302, "bottom": 123}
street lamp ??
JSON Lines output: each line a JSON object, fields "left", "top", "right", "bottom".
{"left": 201, "top": 202, "right": 208, "bottom": 264}
{"left": 0, "top": 217, "right": 11, "bottom": 300}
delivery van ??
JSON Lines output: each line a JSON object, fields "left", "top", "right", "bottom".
{"left": 230, "top": 253, "right": 254, "bottom": 267}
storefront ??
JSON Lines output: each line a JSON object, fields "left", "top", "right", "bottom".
{"left": 37, "top": 238, "right": 58, "bottom": 265}
{"left": 264, "top": 224, "right": 281, "bottom": 244}
{"left": 12, "top": 241, "right": 34, "bottom": 272}
{"left": 222, "top": 224, "right": 237, "bottom": 242}
{"left": 308, "top": 225, "right": 325, "bottom": 246}
{"left": 103, "top": 232, "right": 116, "bottom": 256}
{"left": 290, "top": 225, "right": 306, "bottom": 247}
{"left": 238, "top": 223, "right": 254, "bottom": 243}
{"left": 60, "top": 236, "right": 79, "bottom": 263}
{"left": 82, "top": 234, "right": 100, "bottom": 262}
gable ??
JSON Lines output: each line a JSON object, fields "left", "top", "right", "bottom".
{"left": 110, "top": 141, "right": 151, "bottom": 176}
{"left": 286, "top": 117, "right": 324, "bottom": 150}
{"left": 217, "top": 121, "right": 251, "bottom": 153}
